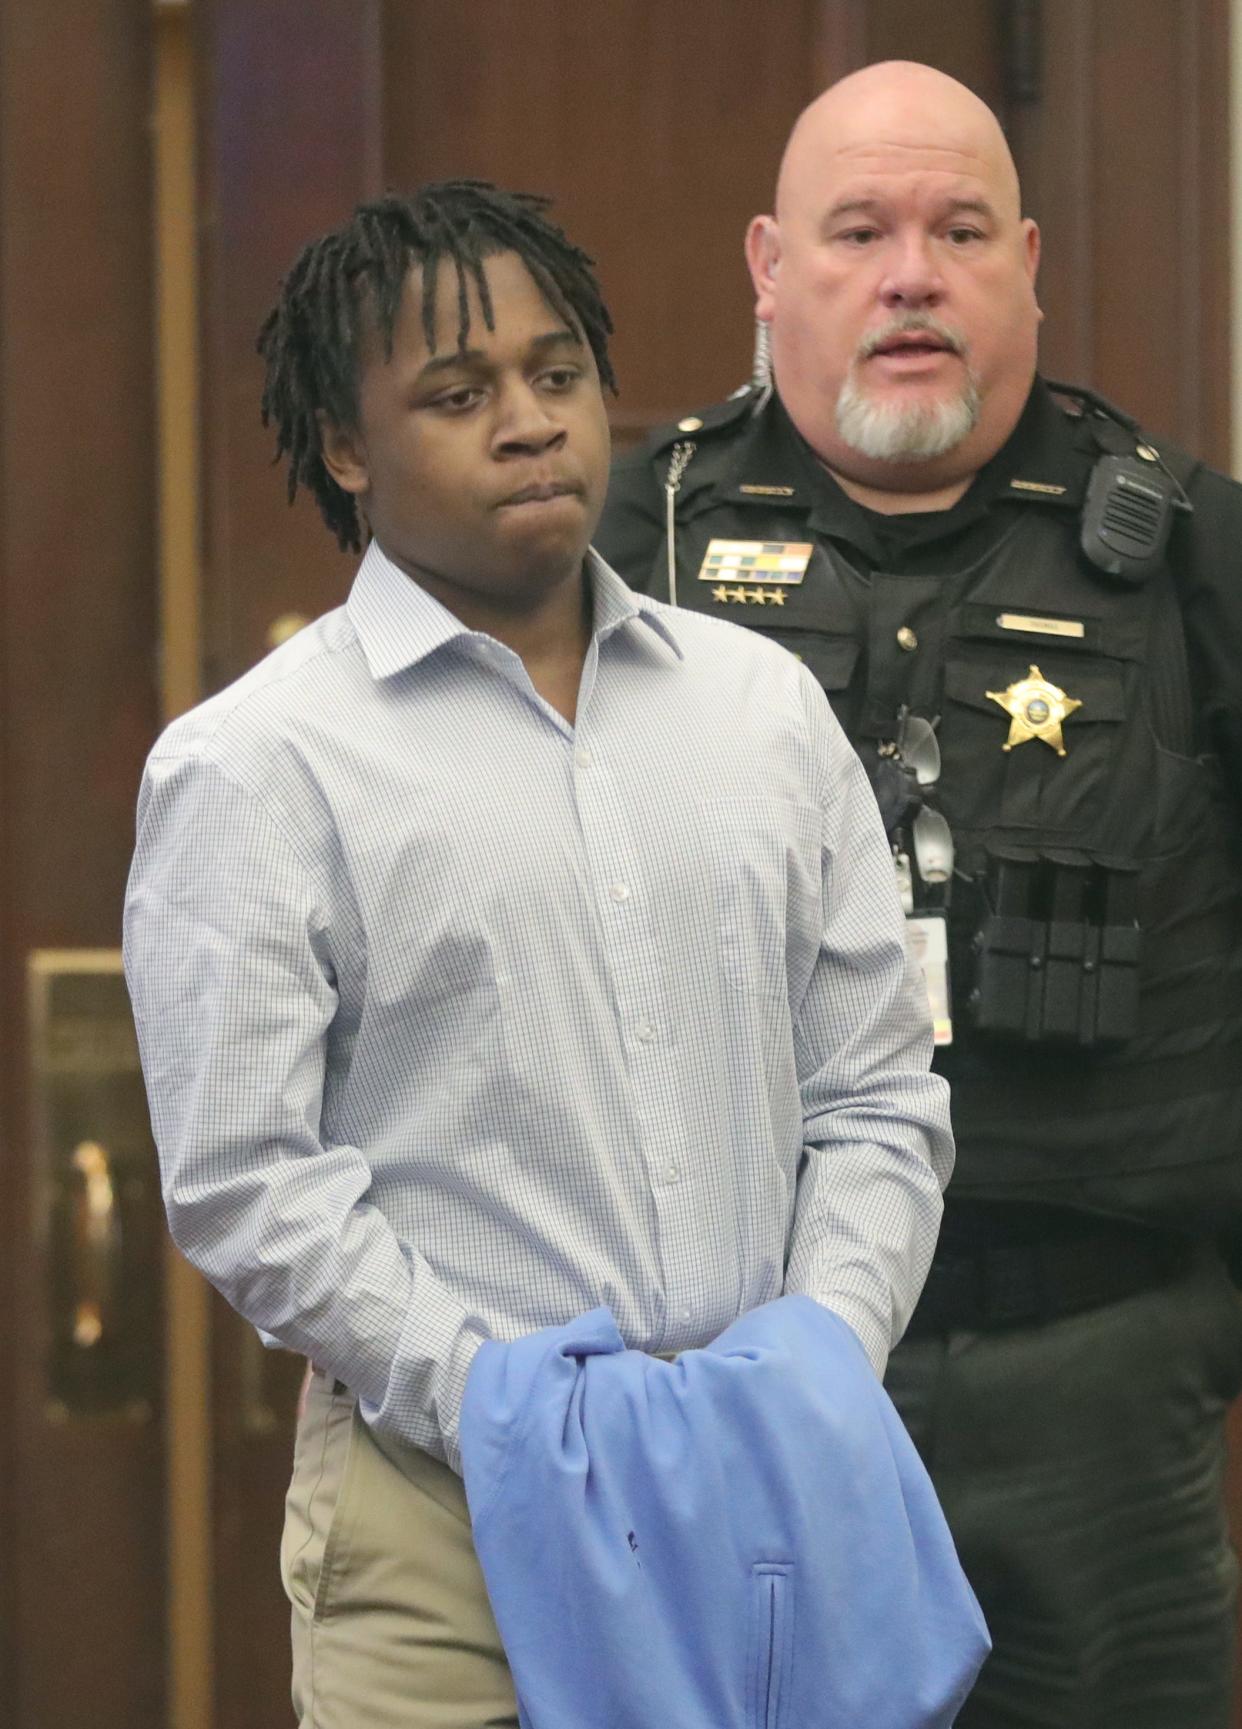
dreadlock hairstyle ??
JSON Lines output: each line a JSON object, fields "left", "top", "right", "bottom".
{"left": 257, "top": 180, "right": 617, "bottom": 551}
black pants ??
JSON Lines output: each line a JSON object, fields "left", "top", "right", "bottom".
{"left": 885, "top": 1248, "right": 1242, "bottom": 1729}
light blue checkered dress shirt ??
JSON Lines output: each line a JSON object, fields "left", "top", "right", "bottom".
{"left": 124, "top": 541, "right": 952, "bottom": 1467}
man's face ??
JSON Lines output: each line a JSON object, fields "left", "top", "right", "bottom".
{"left": 323, "top": 250, "right": 611, "bottom": 621}
{"left": 746, "top": 86, "right": 1041, "bottom": 487}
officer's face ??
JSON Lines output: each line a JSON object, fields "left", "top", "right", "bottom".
{"left": 321, "top": 251, "right": 611, "bottom": 626}
{"left": 746, "top": 68, "right": 1041, "bottom": 493}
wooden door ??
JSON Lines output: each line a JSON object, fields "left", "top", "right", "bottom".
{"left": 0, "top": 4, "right": 165, "bottom": 1726}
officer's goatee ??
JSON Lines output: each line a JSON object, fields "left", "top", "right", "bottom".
{"left": 837, "top": 312, "right": 980, "bottom": 463}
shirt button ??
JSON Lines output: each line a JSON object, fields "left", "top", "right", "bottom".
{"left": 610, "top": 881, "right": 630, "bottom": 903}
{"left": 637, "top": 1020, "right": 657, "bottom": 1043}
{"left": 680, "top": 1306, "right": 693, "bottom": 1323}
{"left": 896, "top": 626, "right": 919, "bottom": 652}
{"left": 574, "top": 746, "right": 592, "bottom": 768}
{"left": 663, "top": 1164, "right": 680, "bottom": 1183}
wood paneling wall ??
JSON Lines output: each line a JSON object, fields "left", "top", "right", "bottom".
{"left": 195, "top": 0, "right": 382, "bottom": 695}
{"left": 856, "top": 0, "right": 1232, "bottom": 466}
{"left": 1027, "top": 0, "right": 1231, "bottom": 468}
{"left": 0, "top": 3, "right": 162, "bottom": 1723}
{"left": 383, "top": 0, "right": 839, "bottom": 434}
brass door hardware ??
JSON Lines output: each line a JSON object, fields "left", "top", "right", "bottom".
{"left": 29, "top": 951, "right": 161, "bottom": 1421}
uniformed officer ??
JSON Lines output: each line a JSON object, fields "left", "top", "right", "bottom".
{"left": 597, "top": 60, "right": 1242, "bottom": 1729}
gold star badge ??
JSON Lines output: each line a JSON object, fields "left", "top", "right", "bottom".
{"left": 986, "top": 665, "right": 1083, "bottom": 756}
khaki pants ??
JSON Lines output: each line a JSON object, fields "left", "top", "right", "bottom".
{"left": 281, "top": 1369, "right": 519, "bottom": 1728}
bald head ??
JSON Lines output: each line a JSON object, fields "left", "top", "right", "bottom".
{"left": 746, "top": 60, "right": 1041, "bottom": 507}
{"left": 777, "top": 63, "right": 1022, "bottom": 225}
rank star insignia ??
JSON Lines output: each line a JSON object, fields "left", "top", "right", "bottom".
{"left": 709, "top": 583, "right": 788, "bottom": 607}
{"left": 986, "top": 664, "right": 1083, "bottom": 756}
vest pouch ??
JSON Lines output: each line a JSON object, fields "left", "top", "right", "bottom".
{"left": 940, "top": 652, "right": 1126, "bottom": 835}
{"left": 766, "top": 632, "right": 858, "bottom": 701}
{"left": 969, "top": 851, "right": 1141, "bottom": 1048}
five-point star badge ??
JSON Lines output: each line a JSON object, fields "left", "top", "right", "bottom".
{"left": 986, "top": 665, "right": 1083, "bottom": 756}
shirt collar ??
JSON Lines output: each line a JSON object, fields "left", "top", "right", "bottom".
{"left": 347, "top": 539, "right": 684, "bottom": 682}
{"left": 715, "top": 379, "right": 1088, "bottom": 562}
{"left": 588, "top": 547, "right": 685, "bottom": 660}
{"left": 818, "top": 379, "right": 1088, "bottom": 555}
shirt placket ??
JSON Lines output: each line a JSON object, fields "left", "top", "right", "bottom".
{"left": 569, "top": 701, "right": 701, "bottom": 1346}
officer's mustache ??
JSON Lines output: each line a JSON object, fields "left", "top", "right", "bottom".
{"left": 856, "top": 313, "right": 969, "bottom": 362}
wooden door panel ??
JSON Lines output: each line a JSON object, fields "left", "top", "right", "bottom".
{"left": 1014, "top": 0, "right": 1230, "bottom": 465}
{"left": 0, "top": 4, "right": 163, "bottom": 1725}
{"left": 195, "top": 0, "right": 383, "bottom": 696}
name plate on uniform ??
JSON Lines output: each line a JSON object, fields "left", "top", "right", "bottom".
{"left": 996, "top": 613, "right": 1085, "bottom": 639}
{"left": 696, "top": 539, "right": 812, "bottom": 585}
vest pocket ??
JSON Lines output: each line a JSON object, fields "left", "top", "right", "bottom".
{"left": 939, "top": 651, "right": 1125, "bottom": 836}
{"left": 766, "top": 631, "right": 859, "bottom": 703}
{"left": 747, "top": 1563, "right": 795, "bottom": 1729}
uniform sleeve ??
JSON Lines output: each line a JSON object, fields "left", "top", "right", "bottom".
{"left": 782, "top": 670, "right": 954, "bottom": 1376}
{"left": 594, "top": 443, "right": 666, "bottom": 593}
{"left": 1175, "top": 463, "right": 1242, "bottom": 802}
{"left": 122, "top": 750, "right": 487, "bottom": 1470}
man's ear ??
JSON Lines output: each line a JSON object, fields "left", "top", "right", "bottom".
{"left": 318, "top": 413, "right": 370, "bottom": 496}
{"left": 745, "top": 215, "right": 781, "bottom": 323}
{"left": 1020, "top": 218, "right": 1044, "bottom": 325}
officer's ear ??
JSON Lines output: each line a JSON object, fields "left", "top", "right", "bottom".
{"left": 745, "top": 215, "right": 781, "bottom": 321}
{"left": 1019, "top": 218, "right": 1044, "bottom": 326}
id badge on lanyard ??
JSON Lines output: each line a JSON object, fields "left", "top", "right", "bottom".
{"left": 906, "top": 911, "right": 952, "bottom": 1046}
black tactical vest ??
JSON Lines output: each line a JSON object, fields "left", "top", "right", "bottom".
{"left": 653, "top": 475, "right": 1242, "bottom": 1232}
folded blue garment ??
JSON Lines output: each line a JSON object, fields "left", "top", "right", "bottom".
{"left": 461, "top": 1295, "right": 988, "bottom": 1728}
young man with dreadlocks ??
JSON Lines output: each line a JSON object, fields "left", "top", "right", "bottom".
{"left": 123, "top": 182, "right": 957, "bottom": 1726}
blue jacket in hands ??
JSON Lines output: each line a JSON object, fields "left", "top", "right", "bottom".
{"left": 460, "top": 1295, "right": 989, "bottom": 1729}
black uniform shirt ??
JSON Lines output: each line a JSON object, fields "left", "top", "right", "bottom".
{"left": 600, "top": 377, "right": 1242, "bottom": 791}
